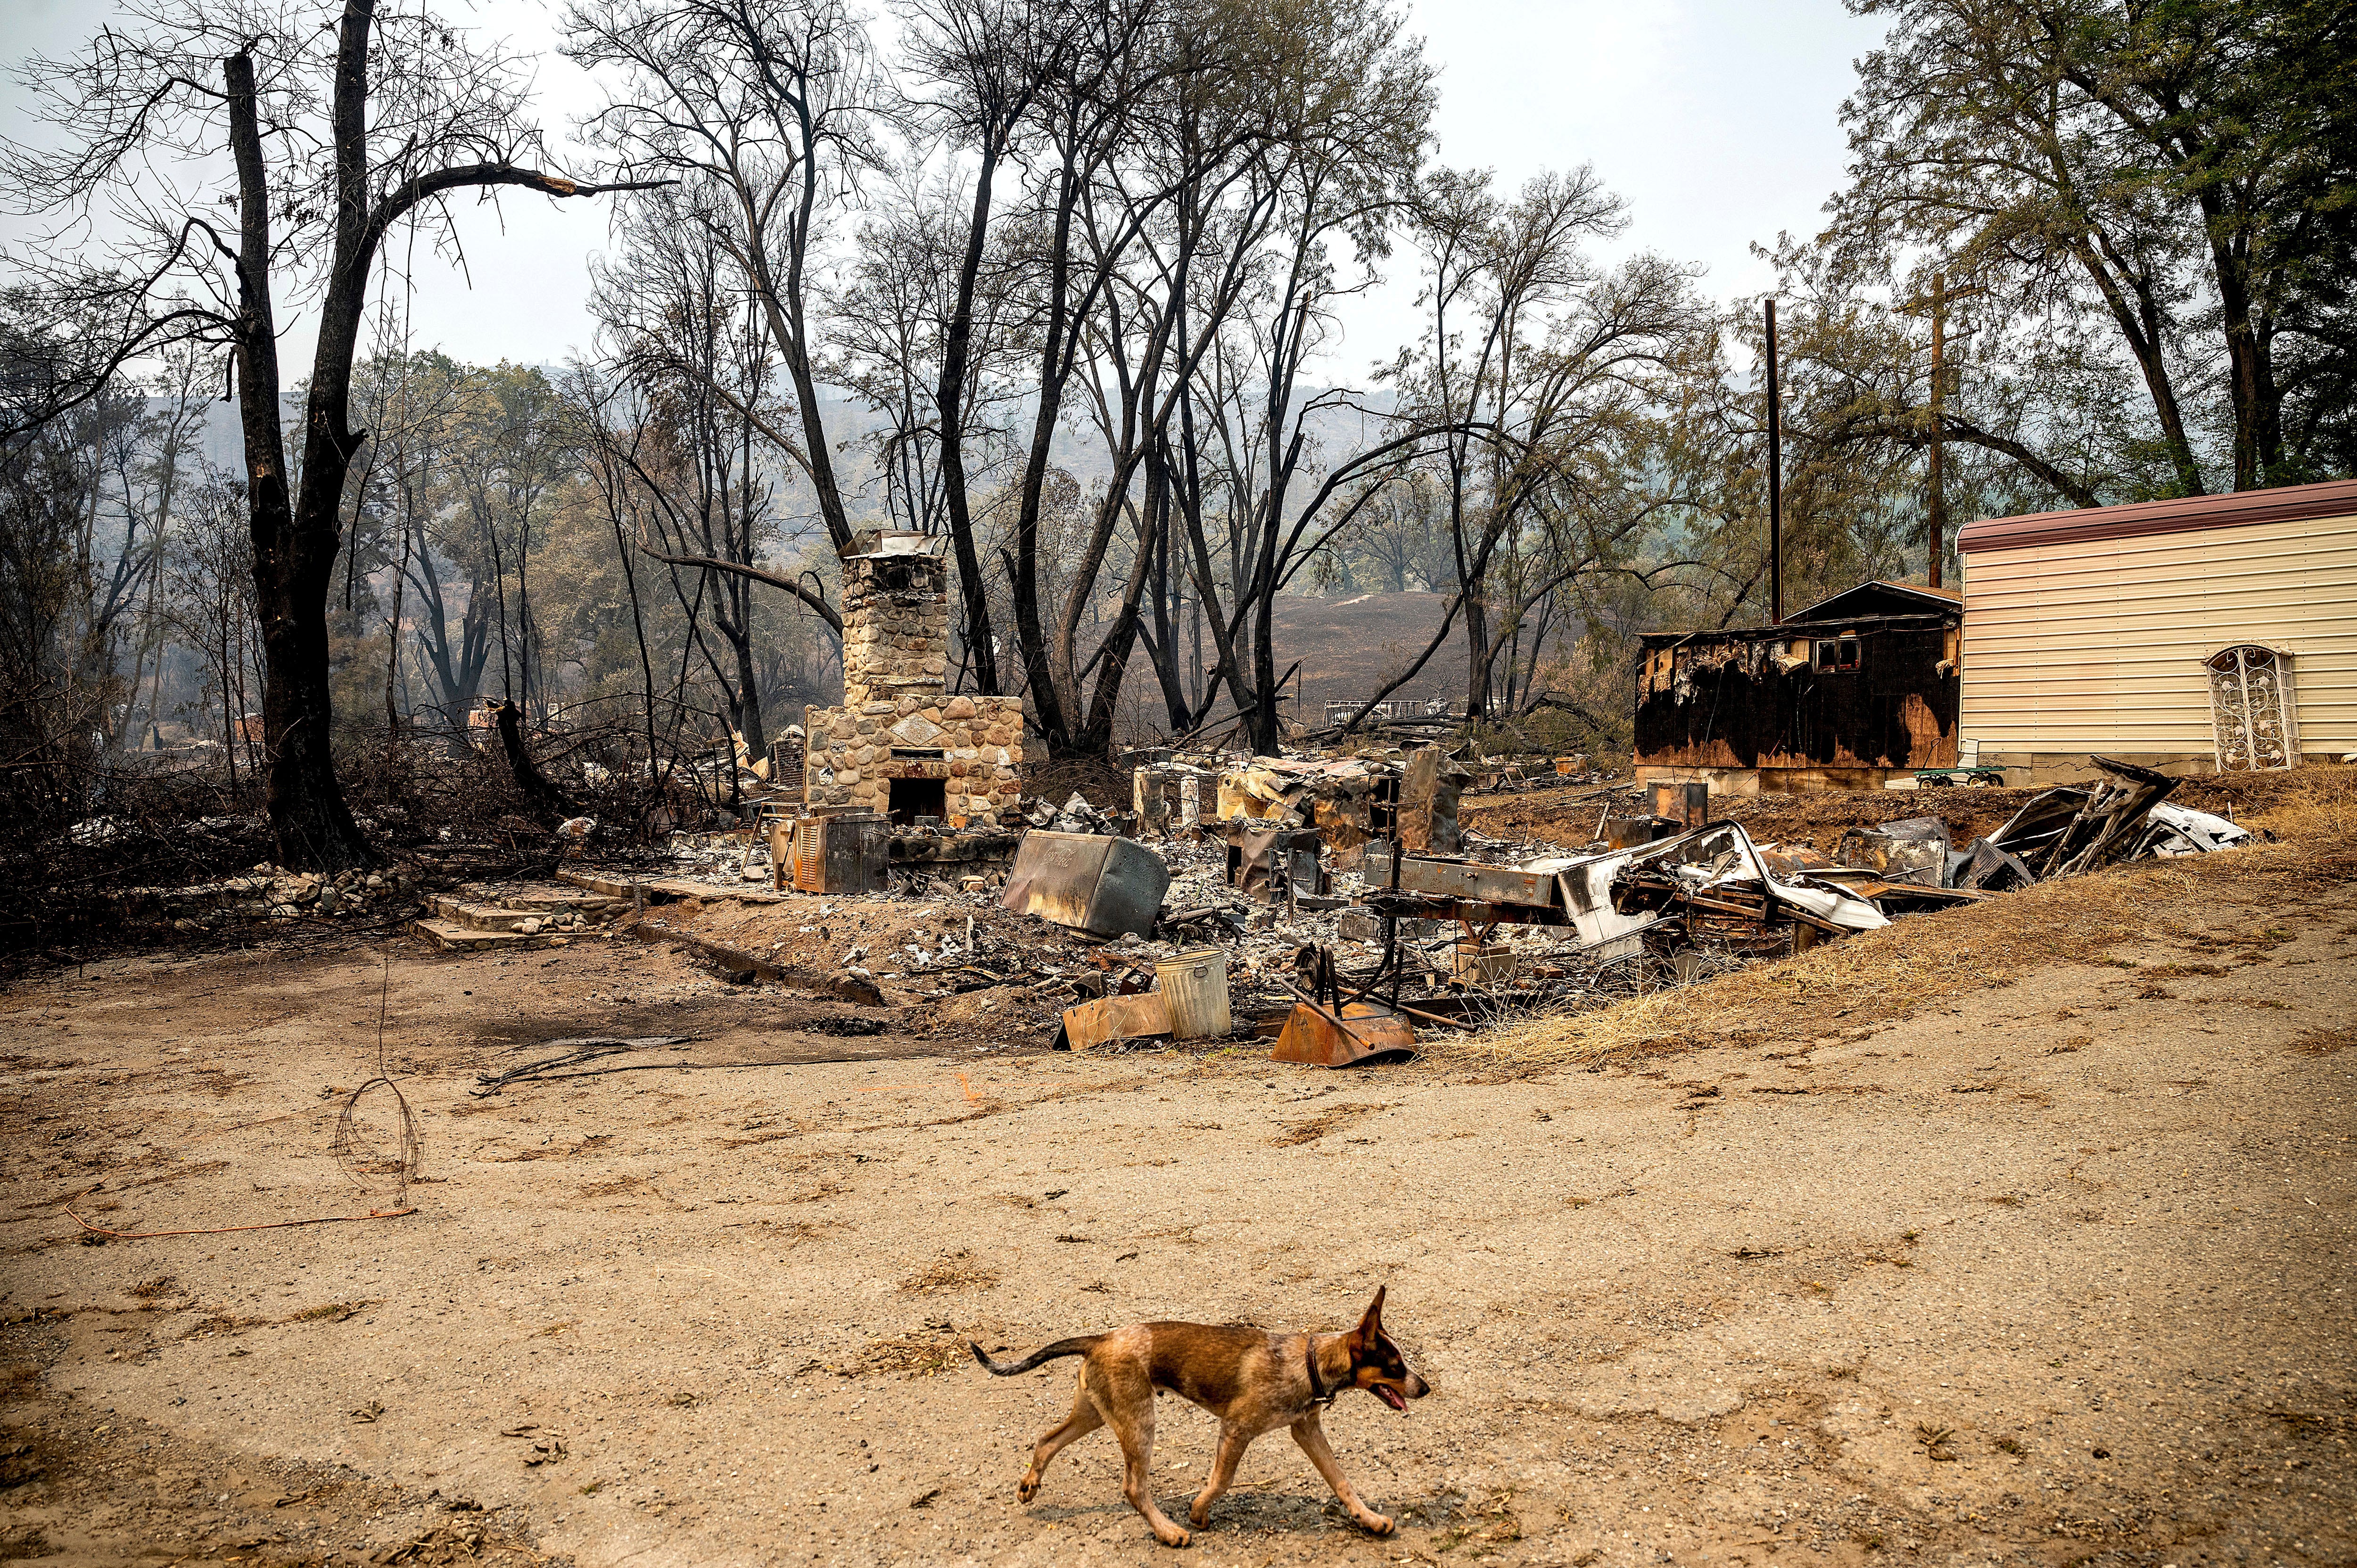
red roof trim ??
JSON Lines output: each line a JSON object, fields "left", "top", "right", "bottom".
{"left": 1957, "top": 476, "right": 2357, "bottom": 554}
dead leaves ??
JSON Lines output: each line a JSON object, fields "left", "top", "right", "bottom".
{"left": 898, "top": 1251, "right": 999, "bottom": 1295}
{"left": 501, "top": 1424, "right": 567, "bottom": 1467}
{"left": 2290, "top": 1025, "right": 2357, "bottom": 1058}
{"left": 848, "top": 1332, "right": 966, "bottom": 1379}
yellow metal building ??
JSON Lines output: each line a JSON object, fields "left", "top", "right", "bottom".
{"left": 1957, "top": 477, "right": 2357, "bottom": 784}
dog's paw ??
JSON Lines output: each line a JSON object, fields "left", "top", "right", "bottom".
{"left": 1016, "top": 1472, "right": 1040, "bottom": 1504}
{"left": 1359, "top": 1511, "right": 1395, "bottom": 1536}
{"left": 1154, "top": 1526, "right": 1192, "bottom": 1549}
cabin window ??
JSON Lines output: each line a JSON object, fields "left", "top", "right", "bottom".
{"left": 1812, "top": 635, "right": 1861, "bottom": 673}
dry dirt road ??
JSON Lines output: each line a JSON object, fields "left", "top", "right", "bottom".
{"left": 2, "top": 862, "right": 2352, "bottom": 1568}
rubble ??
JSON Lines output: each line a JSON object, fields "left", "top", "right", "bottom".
{"left": 130, "top": 863, "right": 420, "bottom": 931}
{"left": 1001, "top": 831, "right": 1171, "bottom": 938}
{"left": 434, "top": 723, "right": 2266, "bottom": 1075}
{"left": 1212, "top": 745, "right": 1468, "bottom": 862}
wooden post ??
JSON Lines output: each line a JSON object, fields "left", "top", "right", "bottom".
{"left": 1928, "top": 272, "right": 1946, "bottom": 590}
{"left": 1765, "top": 298, "right": 1783, "bottom": 625}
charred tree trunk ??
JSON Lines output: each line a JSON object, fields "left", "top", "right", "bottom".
{"left": 225, "top": 2, "right": 663, "bottom": 868}
{"left": 494, "top": 700, "right": 571, "bottom": 824}
{"left": 227, "top": 44, "right": 373, "bottom": 868}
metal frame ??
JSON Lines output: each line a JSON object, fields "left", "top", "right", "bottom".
{"left": 2206, "top": 643, "right": 2299, "bottom": 772}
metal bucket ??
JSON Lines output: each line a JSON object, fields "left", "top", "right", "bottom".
{"left": 1154, "top": 949, "right": 1232, "bottom": 1040}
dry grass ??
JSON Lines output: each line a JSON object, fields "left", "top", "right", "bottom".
{"left": 2290, "top": 1026, "right": 2357, "bottom": 1058}
{"left": 1450, "top": 765, "right": 2357, "bottom": 1073}
{"left": 854, "top": 1331, "right": 970, "bottom": 1379}
{"left": 286, "top": 1299, "right": 378, "bottom": 1323}
{"left": 897, "top": 1250, "right": 1001, "bottom": 1295}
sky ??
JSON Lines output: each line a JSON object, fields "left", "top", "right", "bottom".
{"left": 0, "top": 0, "right": 1887, "bottom": 380}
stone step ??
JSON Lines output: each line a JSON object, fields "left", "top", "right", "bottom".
{"left": 558, "top": 869, "right": 653, "bottom": 901}
{"left": 406, "top": 918, "right": 562, "bottom": 952}
{"left": 458, "top": 884, "right": 626, "bottom": 915}
{"left": 425, "top": 895, "right": 599, "bottom": 933}
{"left": 553, "top": 868, "right": 791, "bottom": 905}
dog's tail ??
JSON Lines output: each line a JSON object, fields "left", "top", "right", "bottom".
{"left": 968, "top": 1335, "right": 1104, "bottom": 1377}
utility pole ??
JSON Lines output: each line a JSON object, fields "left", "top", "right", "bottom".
{"left": 1927, "top": 272, "right": 1947, "bottom": 590}
{"left": 1765, "top": 297, "right": 1783, "bottom": 625}
{"left": 1902, "top": 272, "right": 1982, "bottom": 590}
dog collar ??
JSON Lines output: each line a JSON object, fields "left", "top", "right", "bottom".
{"left": 1304, "top": 1340, "right": 1338, "bottom": 1406}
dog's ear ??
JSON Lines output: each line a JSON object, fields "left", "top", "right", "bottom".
{"left": 1351, "top": 1284, "right": 1387, "bottom": 1348}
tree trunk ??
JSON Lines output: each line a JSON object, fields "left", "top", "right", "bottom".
{"left": 228, "top": 42, "right": 374, "bottom": 868}
{"left": 936, "top": 140, "right": 1004, "bottom": 695}
{"left": 1462, "top": 587, "right": 1491, "bottom": 720}
{"left": 494, "top": 699, "right": 570, "bottom": 824}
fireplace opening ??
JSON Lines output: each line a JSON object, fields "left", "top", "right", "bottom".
{"left": 887, "top": 776, "right": 947, "bottom": 826}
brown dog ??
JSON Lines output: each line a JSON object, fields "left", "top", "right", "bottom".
{"left": 969, "top": 1286, "right": 1428, "bottom": 1547}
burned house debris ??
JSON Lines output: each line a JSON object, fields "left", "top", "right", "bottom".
{"left": 440, "top": 717, "right": 2265, "bottom": 1072}
{"left": 372, "top": 528, "right": 2275, "bottom": 1077}
{"left": 1634, "top": 581, "right": 1963, "bottom": 795}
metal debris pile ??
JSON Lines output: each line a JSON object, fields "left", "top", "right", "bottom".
{"left": 534, "top": 742, "right": 2259, "bottom": 1074}
{"left": 1020, "top": 753, "right": 2256, "bottom": 1067}
{"left": 1531, "top": 756, "right": 2252, "bottom": 965}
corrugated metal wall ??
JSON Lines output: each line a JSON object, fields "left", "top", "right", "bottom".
{"left": 1960, "top": 510, "right": 2357, "bottom": 765}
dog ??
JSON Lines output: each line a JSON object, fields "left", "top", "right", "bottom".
{"left": 969, "top": 1285, "right": 1427, "bottom": 1547}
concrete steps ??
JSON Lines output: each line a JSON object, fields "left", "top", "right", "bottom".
{"left": 406, "top": 918, "right": 561, "bottom": 952}
{"left": 412, "top": 883, "right": 629, "bottom": 951}
{"left": 424, "top": 886, "right": 627, "bottom": 933}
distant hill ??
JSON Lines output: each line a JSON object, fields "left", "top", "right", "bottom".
{"left": 1106, "top": 590, "right": 1470, "bottom": 734}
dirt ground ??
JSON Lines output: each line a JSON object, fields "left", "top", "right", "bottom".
{"left": 3, "top": 790, "right": 2354, "bottom": 1568}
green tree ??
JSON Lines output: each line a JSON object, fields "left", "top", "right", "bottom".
{"left": 1833, "top": 0, "right": 2357, "bottom": 498}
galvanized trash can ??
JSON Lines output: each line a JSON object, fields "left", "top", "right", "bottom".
{"left": 1154, "top": 949, "right": 1232, "bottom": 1040}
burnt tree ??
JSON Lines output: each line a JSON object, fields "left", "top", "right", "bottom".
{"left": 3, "top": 0, "right": 662, "bottom": 867}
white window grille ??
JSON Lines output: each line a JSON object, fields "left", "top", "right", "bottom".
{"left": 2206, "top": 644, "right": 2299, "bottom": 772}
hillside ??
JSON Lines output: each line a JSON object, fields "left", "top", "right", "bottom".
{"left": 1102, "top": 590, "right": 1471, "bottom": 735}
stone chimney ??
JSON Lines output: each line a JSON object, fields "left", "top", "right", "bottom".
{"left": 839, "top": 534, "right": 951, "bottom": 707}
{"left": 803, "top": 531, "right": 1025, "bottom": 825}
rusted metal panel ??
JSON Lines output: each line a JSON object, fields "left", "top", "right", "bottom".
{"left": 1062, "top": 993, "right": 1171, "bottom": 1050}
{"left": 1602, "top": 814, "right": 1682, "bottom": 850}
{"left": 1360, "top": 849, "right": 1555, "bottom": 909}
{"left": 1225, "top": 824, "right": 1325, "bottom": 901}
{"left": 1647, "top": 780, "right": 1709, "bottom": 828}
{"left": 1001, "top": 830, "right": 1171, "bottom": 937}
{"left": 786, "top": 813, "right": 891, "bottom": 894}
{"left": 1269, "top": 1001, "right": 1416, "bottom": 1068}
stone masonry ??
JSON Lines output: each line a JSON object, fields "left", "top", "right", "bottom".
{"left": 804, "top": 533, "right": 1024, "bottom": 823}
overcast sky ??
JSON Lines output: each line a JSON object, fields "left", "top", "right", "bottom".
{"left": 1, "top": 0, "right": 1887, "bottom": 379}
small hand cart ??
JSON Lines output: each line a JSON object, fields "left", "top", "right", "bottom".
{"left": 1912, "top": 738, "right": 2007, "bottom": 788}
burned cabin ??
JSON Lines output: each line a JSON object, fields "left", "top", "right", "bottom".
{"left": 1633, "top": 581, "right": 1962, "bottom": 794}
